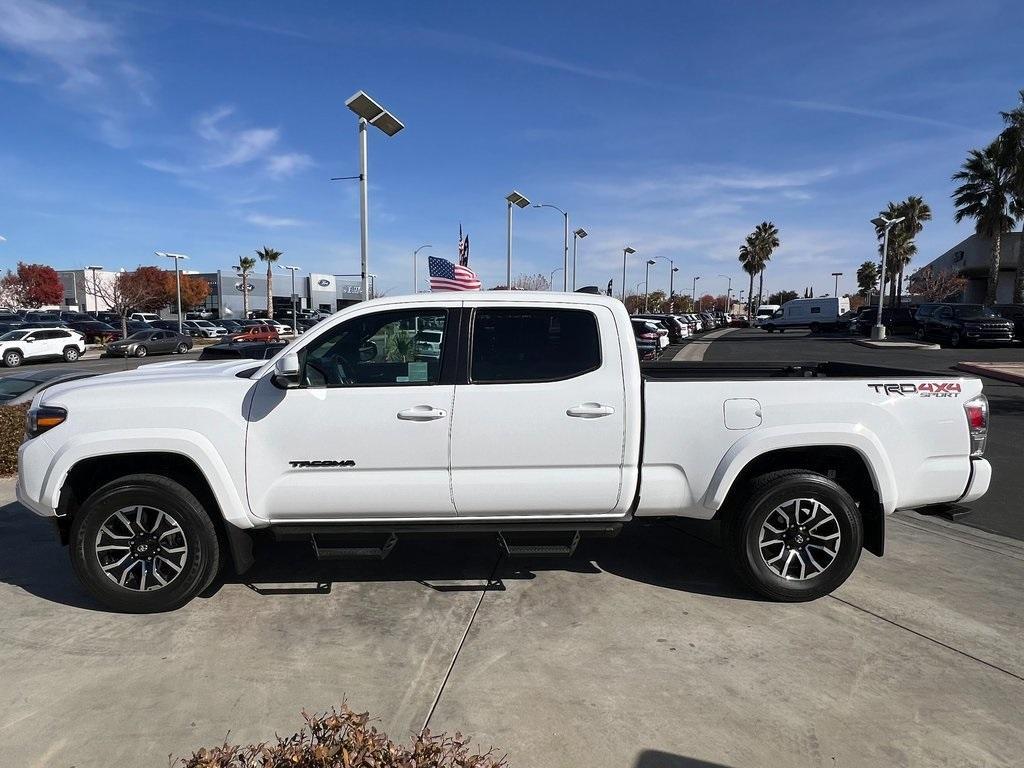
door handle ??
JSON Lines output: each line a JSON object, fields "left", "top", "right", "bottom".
{"left": 566, "top": 403, "right": 615, "bottom": 418}
{"left": 397, "top": 405, "right": 448, "bottom": 421}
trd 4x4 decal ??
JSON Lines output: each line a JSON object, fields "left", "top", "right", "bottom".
{"left": 867, "top": 382, "right": 961, "bottom": 398}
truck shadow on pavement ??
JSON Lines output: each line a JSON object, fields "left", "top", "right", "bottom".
{"left": 633, "top": 751, "right": 734, "bottom": 768}
{"left": 0, "top": 499, "right": 758, "bottom": 610}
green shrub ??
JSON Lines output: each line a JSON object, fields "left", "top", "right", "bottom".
{"left": 0, "top": 404, "right": 28, "bottom": 476}
{"left": 176, "top": 705, "right": 508, "bottom": 768}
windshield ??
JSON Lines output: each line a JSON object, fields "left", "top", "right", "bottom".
{"left": 0, "top": 377, "right": 37, "bottom": 401}
{"left": 0, "top": 330, "right": 29, "bottom": 341}
{"left": 955, "top": 305, "right": 998, "bottom": 318}
{"left": 125, "top": 331, "right": 153, "bottom": 340}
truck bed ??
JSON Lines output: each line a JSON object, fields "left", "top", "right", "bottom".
{"left": 640, "top": 360, "right": 962, "bottom": 380}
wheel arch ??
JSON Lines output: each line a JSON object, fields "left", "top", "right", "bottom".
{"left": 707, "top": 436, "right": 891, "bottom": 557}
{"left": 57, "top": 451, "right": 254, "bottom": 573}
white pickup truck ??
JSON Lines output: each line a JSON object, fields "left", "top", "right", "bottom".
{"left": 17, "top": 292, "right": 992, "bottom": 612}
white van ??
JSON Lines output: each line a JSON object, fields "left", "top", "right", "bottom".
{"left": 752, "top": 305, "right": 779, "bottom": 327}
{"left": 761, "top": 297, "right": 851, "bottom": 333}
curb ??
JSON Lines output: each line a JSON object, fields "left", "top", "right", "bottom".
{"left": 853, "top": 338, "right": 940, "bottom": 350}
{"left": 953, "top": 362, "right": 1024, "bottom": 386}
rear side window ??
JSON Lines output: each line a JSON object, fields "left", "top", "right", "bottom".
{"left": 471, "top": 308, "right": 600, "bottom": 383}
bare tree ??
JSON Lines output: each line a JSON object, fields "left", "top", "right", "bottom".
{"left": 908, "top": 267, "right": 968, "bottom": 302}
{"left": 90, "top": 269, "right": 167, "bottom": 336}
{"left": 511, "top": 273, "right": 550, "bottom": 291}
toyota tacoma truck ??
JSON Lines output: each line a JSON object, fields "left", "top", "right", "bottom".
{"left": 17, "top": 292, "right": 992, "bottom": 612}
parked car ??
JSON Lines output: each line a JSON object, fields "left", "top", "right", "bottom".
{"left": 413, "top": 328, "right": 444, "bottom": 360}
{"left": 762, "top": 297, "right": 851, "bottom": 333}
{"left": 0, "top": 327, "right": 86, "bottom": 367}
{"left": 634, "top": 314, "right": 685, "bottom": 344}
{"left": 198, "top": 340, "right": 288, "bottom": 361}
{"left": 699, "top": 312, "right": 718, "bottom": 330}
{"left": 631, "top": 318, "right": 661, "bottom": 360}
{"left": 911, "top": 304, "right": 942, "bottom": 337}
{"left": 104, "top": 329, "right": 193, "bottom": 358}
{"left": 130, "top": 312, "right": 161, "bottom": 323}
{"left": 752, "top": 304, "right": 780, "bottom": 327}
{"left": 59, "top": 310, "right": 94, "bottom": 322}
{"left": 17, "top": 292, "right": 992, "bottom": 611}
{"left": 182, "top": 320, "right": 228, "bottom": 339}
{"left": 219, "top": 319, "right": 247, "bottom": 334}
{"left": 992, "top": 304, "right": 1024, "bottom": 339}
{"left": 151, "top": 320, "right": 186, "bottom": 333}
{"left": 126, "top": 320, "right": 156, "bottom": 334}
{"left": 92, "top": 311, "right": 123, "bottom": 325}
{"left": 0, "top": 369, "right": 99, "bottom": 405}
{"left": 228, "top": 323, "right": 280, "bottom": 343}
{"left": 848, "top": 307, "right": 918, "bottom": 337}
{"left": 66, "top": 320, "right": 123, "bottom": 344}
{"left": 918, "top": 304, "right": 1015, "bottom": 347}
{"left": 22, "top": 311, "right": 62, "bottom": 324}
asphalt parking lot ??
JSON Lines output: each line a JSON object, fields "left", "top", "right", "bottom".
{"left": 1, "top": 327, "right": 1022, "bottom": 767}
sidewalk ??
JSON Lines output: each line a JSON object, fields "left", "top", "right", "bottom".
{"left": 955, "top": 361, "right": 1024, "bottom": 386}
{"left": 1, "top": 478, "right": 1021, "bottom": 767}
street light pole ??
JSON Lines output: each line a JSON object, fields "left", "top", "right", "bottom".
{"left": 505, "top": 191, "right": 530, "bottom": 289}
{"left": 156, "top": 252, "right": 189, "bottom": 334}
{"left": 718, "top": 274, "right": 733, "bottom": 312}
{"left": 345, "top": 91, "right": 404, "bottom": 303}
{"left": 621, "top": 247, "right": 636, "bottom": 301}
{"left": 413, "top": 244, "right": 432, "bottom": 293}
{"left": 645, "top": 259, "right": 656, "bottom": 312}
{"left": 280, "top": 265, "right": 301, "bottom": 334}
{"left": 870, "top": 215, "right": 905, "bottom": 340}
{"left": 85, "top": 265, "right": 103, "bottom": 313}
{"left": 692, "top": 276, "right": 701, "bottom": 312}
{"left": 572, "top": 228, "right": 588, "bottom": 291}
{"left": 550, "top": 267, "right": 563, "bottom": 289}
{"left": 832, "top": 271, "right": 843, "bottom": 298}
{"left": 534, "top": 203, "right": 569, "bottom": 291}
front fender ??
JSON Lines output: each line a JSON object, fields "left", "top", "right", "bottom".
{"left": 38, "top": 428, "right": 257, "bottom": 529}
{"left": 703, "top": 424, "right": 898, "bottom": 514}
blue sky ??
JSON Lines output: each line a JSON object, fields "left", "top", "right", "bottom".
{"left": 0, "top": 0, "right": 1021, "bottom": 298}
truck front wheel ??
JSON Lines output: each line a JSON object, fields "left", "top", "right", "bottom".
{"left": 69, "top": 474, "right": 220, "bottom": 613}
{"left": 724, "top": 470, "right": 863, "bottom": 601}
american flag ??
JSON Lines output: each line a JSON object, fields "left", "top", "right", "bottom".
{"left": 458, "top": 225, "right": 470, "bottom": 266}
{"left": 429, "top": 255, "right": 481, "bottom": 292}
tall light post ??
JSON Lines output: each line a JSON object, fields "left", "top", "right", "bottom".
{"left": 718, "top": 274, "right": 733, "bottom": 313}
{"left": 279, "top": 265, "right": 301, "bottom": 334}
{"left": 345, "top": 90, "right": 404, "bottom": 302}
{"left": 506, "top": 191, "right": 530, "bottom": 289}
{"left": 692, "top": 276, "right": 701, "bottom": 312}
{"left": 572, "top": 228, "right": 587, "bottom": 290}
{"left": 413, "top": 244, "right": 432, "bottom": 293}
{"left": 156, "top": 252, "right": 188, "bottom": 334}
{"left": 832, "top": 271, "right": 843, "bottom": 298}
{"left": 870, "top": 215, "right": 905, "bottom": 340}
{"left": 621, "top": 247, "right": 636, "bottom": 301}
{"left": 644, "top": 259, "right": 656, "bottom": 312}
{"left": 549, "top": 267, "right": 564, "bottom": 289}
{"left": 533, "top": 203, "right": 569, "bottom": 291}
{"left": 85, "top": 265, "right": 103, "bottom": 312}
{"left": 649, "top": 256, "right": 676, "bottom": 306}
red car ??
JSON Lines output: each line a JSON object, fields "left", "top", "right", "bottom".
{"left": 228, "top": 324, "right": 280, "bottom": 343}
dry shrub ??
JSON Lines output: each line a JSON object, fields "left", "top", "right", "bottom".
{"left": 176, "top": 705, "right": 508, "bottom": 768}
{"left": 0, "top": 404, "right": 28, "bottom": 476}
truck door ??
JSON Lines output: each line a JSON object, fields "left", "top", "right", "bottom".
{"left": 450, "top": 303, "right": 627, "bottom": 517}
{"left": 244, "top": 305, "right": 459, "bottom": 521}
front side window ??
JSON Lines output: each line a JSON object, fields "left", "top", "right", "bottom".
{"left": 471, "top": 308, "right": 600, "bottom": 383}
{"left": 302, "top": 309, "right": 448, "bottom": 388}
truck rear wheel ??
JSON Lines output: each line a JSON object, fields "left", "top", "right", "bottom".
{"left": 69, "top": 474, "right": 220, "bottom": 613}
{"left": 724, "top": 470, "right": 862, "bottom": 601}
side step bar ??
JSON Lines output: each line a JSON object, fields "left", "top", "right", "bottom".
{"left": 498, "top": 531, "right": 580, "bottom": 557}
{"left": 312, "top": 533, "right": 397, "bottom": 560}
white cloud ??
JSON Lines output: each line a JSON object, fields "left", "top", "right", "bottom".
{"left": 0, "top": 0, "right": 152, "bottom": 143}
{"left": 0, "top": 234, "right": 6, "bottom": 242}
{"left": 245, "top": 213, "right": 305, "bottom": 228}
{"left": 267, "top": 152, "right": 314, "bottom": 178}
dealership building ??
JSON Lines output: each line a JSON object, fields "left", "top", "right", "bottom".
{"left": 917, "top": 233, "right": 1022, "bottom": 303}
{"left": 58, "top": 268, "right": 366, "bottom": 318}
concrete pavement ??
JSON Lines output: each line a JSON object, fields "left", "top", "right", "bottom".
{"left": 1, "top": 478, "right": 1021, "bottom": 767}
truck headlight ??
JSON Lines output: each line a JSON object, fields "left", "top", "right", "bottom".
{"left": 26, "top": 406, "right": 68, "bottom": 439}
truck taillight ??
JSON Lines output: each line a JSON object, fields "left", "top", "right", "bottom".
{"left": 964, "top": 395, "right": 988, "bottom": 456}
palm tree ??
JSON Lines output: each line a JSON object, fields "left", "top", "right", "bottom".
{"left": 952, "top": 138, "right": 1016, "bottom": 305}
{"left": 1000, "top": 89, "right": 1024, "bottom": 302}
{"left": 255, "top": 246, "right": 282, "bottom": 319}
{"left": 750, "top": 221, "right": 780, "bottom": 304}
{"left": 893, "top": 196, "right": 931, "bottom": 301}
{"left": 237, "top": 255, "right": 256, "bottom": 318}
{"left": 738, "top": 240, "right": 760, "bottom": 319}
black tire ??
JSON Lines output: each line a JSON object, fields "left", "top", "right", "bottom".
{"left": 914, "top": 327, "right": 925, "bottom": 340}
{"left": 949, "top": 330, "right": 962, "bottom": 348}
{"left": 176, "top": 342, "right": 189, "bottom": 354}
{"left": 724, "top": 470, "right": 863, "bottom": 602}
{"left": 63, "top": 346, "right": 80, "bottom": 362}
{"left": 764, "top": 324, "right": 775, "bottom": 333}
{"left": 69, "top": 474, "right": 220, "bottom": 613}
{"left": 134, "top": 345, "right": 148, "bottom": 358}
{"left": 809, "top": 322, "right": 821, "bottom": 334}
{"left": 3, "top": 349, "right": 22, "bottom": 367}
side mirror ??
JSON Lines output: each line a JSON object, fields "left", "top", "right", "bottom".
{"left": 358, "top": 341, "right": 378, "bottom": 362}
{"left": 272, "top": 352, "right": 300, "bottom": 389}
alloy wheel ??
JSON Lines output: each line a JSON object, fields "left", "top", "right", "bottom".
{"left": 93, "top": 505, "right": 189, "bottom": 592}
{"left": 758, "top": 498, "right": 841, "bottom": 581}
